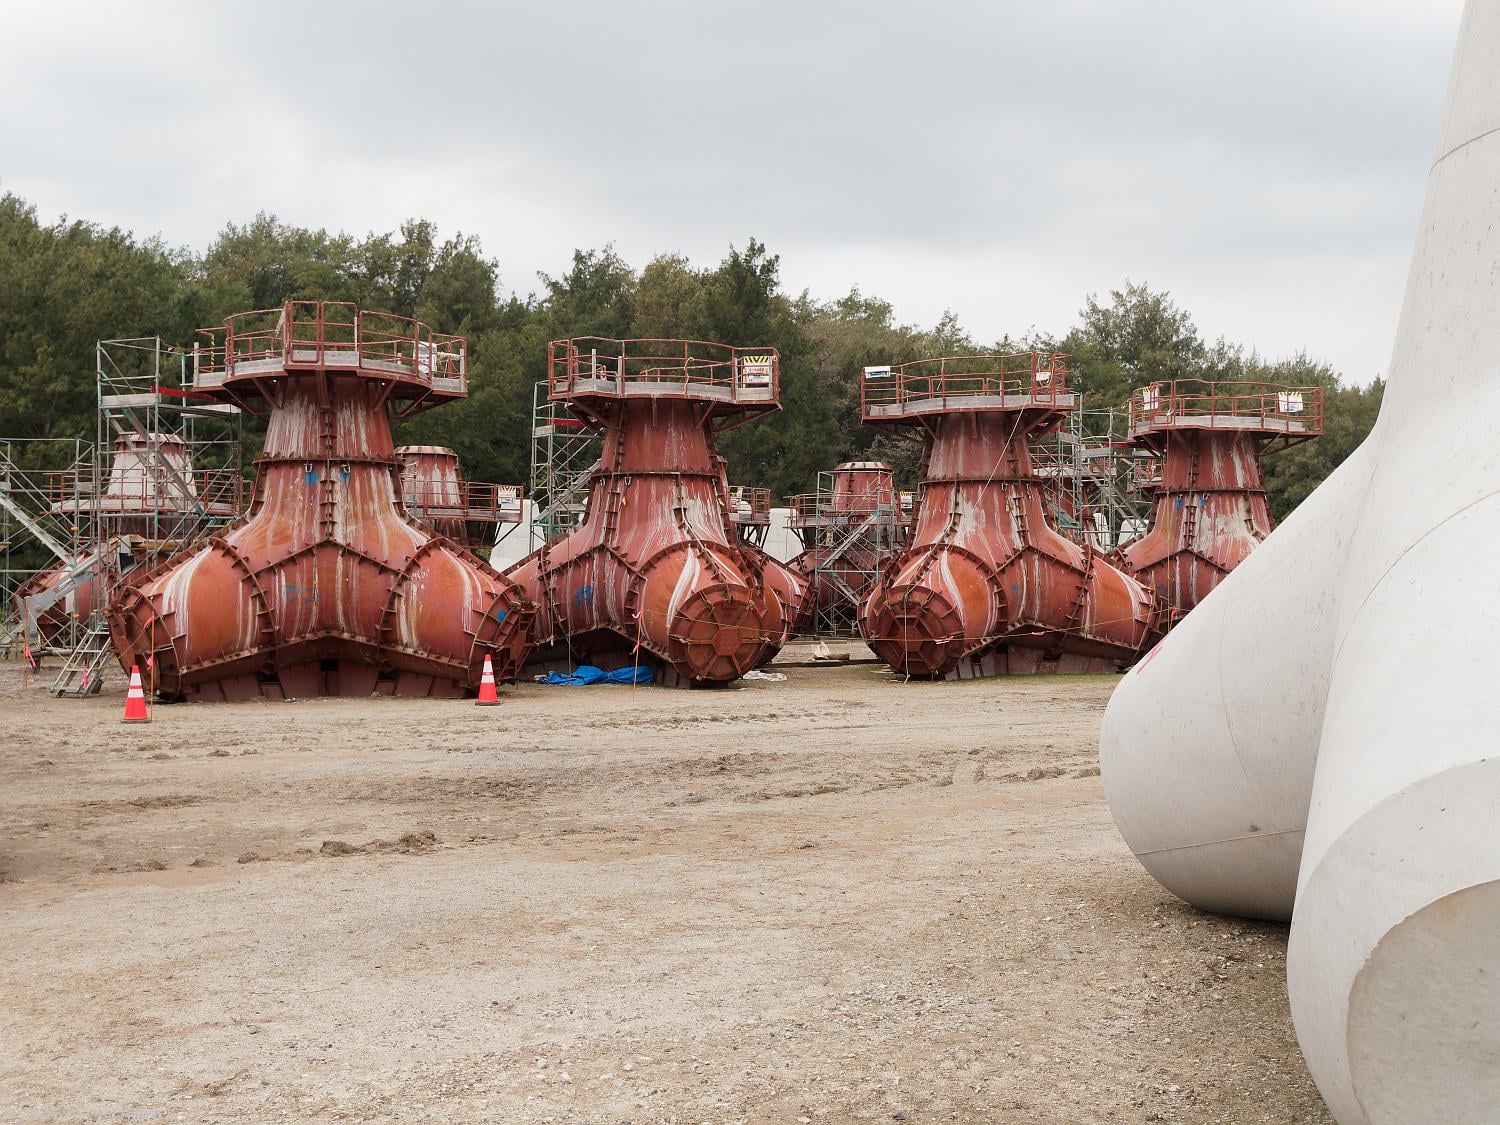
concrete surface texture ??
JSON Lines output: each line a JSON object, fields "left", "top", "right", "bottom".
{"left": 1100, "top": 2, "right": 1500, "bottom": 1120}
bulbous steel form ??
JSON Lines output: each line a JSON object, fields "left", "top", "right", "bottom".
{"left": 508, "top": 338, "right": 794, "bottom": 685}
{"left": 726, "top": 480, "right": 814, "bottom": 651}
{"left": 860, "top": 355, "right": 1158, "bottom": 677}
{"left": 1115, "top": 380, "right": 1322, "bottom": 619}
{"left": 15, "top": 433, "right": 242, "bottom": 647}
{"left": 1102, "top": 5, "right": 1500, "bottom": 1118}
{"left": 106, "top": 302, "right": 536, "bottom": 700}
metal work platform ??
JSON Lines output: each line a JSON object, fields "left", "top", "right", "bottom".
{"left": 861, "top": 353, "right": 1075, "bottom": 422}
{"left": 1128, "top": 380, "right": 1325, "bottom": 451}
{"left": 728, "top": 486, "right": 772, "bottom": 547}
{"left": 548, "top": 338, "right": 779, "bottom": 424}
{"left": 190, "top": 302, "right": 467, "bottom": 413}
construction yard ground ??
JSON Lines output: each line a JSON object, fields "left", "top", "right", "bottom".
{"left": 0, "top": 644, "right": 1331, "bottom": 1124}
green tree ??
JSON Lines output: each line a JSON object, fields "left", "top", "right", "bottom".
{"left": 0, "top": 194, "right": 188, "bottom": 445}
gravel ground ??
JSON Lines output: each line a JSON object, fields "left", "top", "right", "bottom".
{"left": 0, "top": 646, "right": 1332, "bottom": 1123}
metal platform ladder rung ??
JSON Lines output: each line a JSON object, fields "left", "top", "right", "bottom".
{"left": 50, "top": 616, "right": 115, "bottom": 696}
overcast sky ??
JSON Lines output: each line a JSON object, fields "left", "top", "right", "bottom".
{"left": 0, "top": 1, "right": 1464, "bottom": 383}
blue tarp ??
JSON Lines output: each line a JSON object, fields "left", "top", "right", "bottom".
{"left": 538, "top": 664, "right": 653, "bottom": 686}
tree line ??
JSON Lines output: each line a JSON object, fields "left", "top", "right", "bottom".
{"left": 0, "top": 193, "right": 1383, "bottom": 519}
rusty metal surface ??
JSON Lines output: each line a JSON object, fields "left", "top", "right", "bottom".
{"left": 508, "top": 338, "right": 803, "bottom": 686}
{"left": 859, "top": 355, "right": 1159, "bottom": 678}
{"left": 105, "top": 303, "right": 536, "bottom": 701}
{"left": 1117, "top": 380, "right": 1324, "bottom": 620}
{"left": 16, "top": 434, "right": 243, "bottom": 647}
{"left": 395, "top": 445, "right": 522, "bottom": 554}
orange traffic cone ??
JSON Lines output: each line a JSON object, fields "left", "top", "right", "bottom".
{"left": 122, "top": 665, "right": 150, "bottom": 723}
{"left": 475, "top": 653, "right": 501, "bottom": 706}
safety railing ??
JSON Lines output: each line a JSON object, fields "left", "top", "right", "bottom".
{"left": 190, "top": 302, "right": 468, "bottom": 393}
{"left": 402, "top": 480, "right": 524, "bottom": 524}
{"left": 72, "top": 470, "right": 244, "bottom": 514}
{"left": 785, "top": 490, "right": 910, "bottom": 528}
{"left": 728, "top": 486, "right": 771, "bottom": 525}
{"left": 1129, "top": 380, "right": 1325, "bottom": 438}
{"left": 7, "top": 468, "right": 96, "bottom": 521}
{"left": 548, "top": 337, "right": 779, "bottom": 405}
{"left": 1131, "top": 454, "right": 1165, "bottom": 492}
{"left": 785, "top": 492, "right": 821, "bottom": 526}
{"left": 861, "top": 353, "right": 1073, "bottom": 418}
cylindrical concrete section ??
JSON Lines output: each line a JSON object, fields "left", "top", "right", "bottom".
{"left": 1101, "top": 4, "right": 1500, "bottom": 1119}
{"left": 1100, "top": 441, "right": 1373, "bottom": 919}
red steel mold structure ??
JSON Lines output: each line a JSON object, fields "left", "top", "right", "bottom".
{"left": 508, "top": 338, "right": 808, "bottom": 685}
{"left": 1115, "top": 379, "right": 1322, "bottom": 619}
{"left": 106, "top": 302, "right": 536, "bottom": 700}
{"left": 859, "top": 354, "right": 1159, "bottom": 678}
{"left": 395, "top": 445, "right": 523, "bottom": 555}
{"left": 16, "top": 434, "right": 239, "bottom": 645}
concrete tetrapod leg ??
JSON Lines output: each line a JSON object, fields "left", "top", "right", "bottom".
{"left": 1101, "top": 4, "right": 1500, "bottom": 1120}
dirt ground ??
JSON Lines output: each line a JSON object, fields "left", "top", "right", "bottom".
{"left": 0, "top": 644, "right": 1332, "bottom": 1124}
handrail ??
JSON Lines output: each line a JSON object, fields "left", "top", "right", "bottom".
{"left": 402, "top": 480, "right": 524, "bottom": 524}
{"left": 861, "top": 352, "right": 1072, "bottom": 417}
{"left": 785, "top": 491, "right": 909, "bottom": 526}
{"left": 1129, "top": 380, "right": 1325, "bottom": 436}
{"left": 190, "top": 302, "right": 468, "bottom": 394}
{"left": 728, "top": 486, "right": 771, "bottom": 523}
{"left": 547, "top": 337, "right": 780, "bottom": 405}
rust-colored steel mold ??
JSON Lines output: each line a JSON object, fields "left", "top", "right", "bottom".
{"left": 859, "top": 354, "right": 1159, "bottom": 678}
{"left": 788, "top": 461, "right": 907, "bottom": 630}
{"left": 396, "top": 444, "right": 522, "bottom": 555}
{"left": 106, "top": 302, "right": 536, "bottom": 700}
{"left": 1115, "top": 379, "right": 1323, "bottom": 620}
{"left": 508, "top": 338, "right": 797, "bottom": 685}
{"left": 729, "top": 480, "right": 814, "bottom": 646}
{"left": 15, "top": 433, "right": 241, "bottom": 646}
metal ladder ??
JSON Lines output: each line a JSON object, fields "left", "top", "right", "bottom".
{"left": 51, "top": 615, "right": 115, "bottom": 696}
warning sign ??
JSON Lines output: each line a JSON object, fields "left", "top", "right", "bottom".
{"left": 740, "top": 356, "right": 773, "bottom": 386}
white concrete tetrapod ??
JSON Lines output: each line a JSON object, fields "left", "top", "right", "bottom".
{"left": 1100, "top": 3, "right": 1500, "bottom": 1121}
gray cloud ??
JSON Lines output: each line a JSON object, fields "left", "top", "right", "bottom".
{"left": 0, "top": 0, "right": 1463, "bottom": 381}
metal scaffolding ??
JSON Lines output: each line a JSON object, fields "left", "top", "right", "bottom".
{"left": 1031, "top": 407, "right": 1155, "bottom": 551}
{"left": 528, "top": 379, "right": 601, "bottom": 549}
{"left": 1, "top": 338, "right": 245, "bottom": 694}
{"left": 787, "top": 471, "right": 908, "bottom": 637}
{"left": 0, "top": 438, "right": 95, "bottom": 658}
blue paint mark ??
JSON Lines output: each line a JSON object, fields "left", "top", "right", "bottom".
{"left": 304, "top": 470, "right": 319, "bottom": 485}
{"left": 495, "top": 609, "right": 507, "bottom": 623}
{"left": 573, "top": 585, "right": 594, "bottom": 607}
{"left": 339, "top": 468, "right": 351, "bottom": 483}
